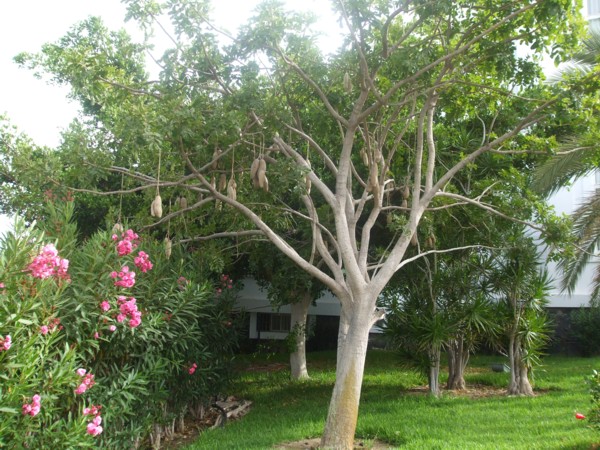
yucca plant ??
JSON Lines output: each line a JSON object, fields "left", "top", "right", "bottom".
{"left": 490, "top": 232, "right": 552, "bottom": 396}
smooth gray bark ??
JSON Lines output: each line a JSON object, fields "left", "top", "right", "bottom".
{"left": 289, "top": 293, "right": 312, "bottom": 380}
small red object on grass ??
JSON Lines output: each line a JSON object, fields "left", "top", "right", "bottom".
{"left": 575, "top": 413, "right": 586, "bottom": 420}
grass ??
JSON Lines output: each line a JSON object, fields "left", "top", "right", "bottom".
{"left": 185, "top": 351, "right": 600, "bottom": 449}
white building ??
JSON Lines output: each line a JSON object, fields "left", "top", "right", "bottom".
{"left": 545, "top": 173, "right": 597, "bottom": 309}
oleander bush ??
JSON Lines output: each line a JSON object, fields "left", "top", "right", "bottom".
{"left": 0, "top": 200, "right": 240, "bottom": 448}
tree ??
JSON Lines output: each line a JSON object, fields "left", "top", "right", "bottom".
{"left": 492, "top": 231, "right": 552, "bottom": 396}
{"left": 3, "top": 1, "right": 584, "bottom": 447}
{"left": 382, "top": 255, "right": 454, "bottom": 397}
{"left": 247, "top": 242, "right": 326, "bottom": 380}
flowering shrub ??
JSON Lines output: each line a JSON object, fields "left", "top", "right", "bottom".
{"left": 0, "top": 200, "right": 240, "bottom": 448}
{"left": 0, "top": 214, "right": 89, "bottom": 448}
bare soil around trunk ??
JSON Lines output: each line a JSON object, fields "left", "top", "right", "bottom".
{"left": 274, "top": 437, "right": 393, "bottom": 449}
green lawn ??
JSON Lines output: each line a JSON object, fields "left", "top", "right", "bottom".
{"left": 185, "top": 351, "right": 600, "bottom": 449}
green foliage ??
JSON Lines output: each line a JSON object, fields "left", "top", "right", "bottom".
{"left": 492, "top": 233, "right": 553, "bottom": 375}
{"left": 569, "top": 307, "right": 600, "bottom": 357}
{"left": 589, "top": 369, "right": 600, "bottom": 428}
{"left": 0, "top": 216, "right": 92, "bottom": 447}
{"left": 0, "top": 200, "right": 240, "bottom": 447}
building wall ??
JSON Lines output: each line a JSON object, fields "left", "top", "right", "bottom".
{"left": 545, "top": 173, "right": 597, "bottom": 308}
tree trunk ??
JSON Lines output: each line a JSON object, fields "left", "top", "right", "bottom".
{"left": 290, "top": 292, "right": 312, "bottom": 380}
{"left": 320, "top": 301, "right": 373, "bottom": 449}
{"left": 447, "top": 337, "right": 468, "bottom": 390}
{"left": 507, "top": 334, "right": 534, "bottom": 396}
{"left": 428, "top": 346, "right": 441, "bottom": 397}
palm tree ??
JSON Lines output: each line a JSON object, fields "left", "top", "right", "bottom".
{"left": 533, "top": 28, "right": 600, "bottom": 304}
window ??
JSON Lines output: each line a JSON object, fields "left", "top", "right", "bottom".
{"left": 589, "top": 0, "right": 600, "bottom": 19}
{"left": 256, "top": 313, "right": 291, "bottom": 332}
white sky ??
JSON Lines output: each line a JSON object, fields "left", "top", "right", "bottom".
{"left": 0, "top": 0, "right": 340, "bottom": 236}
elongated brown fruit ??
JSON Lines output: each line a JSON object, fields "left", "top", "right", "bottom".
{"left": 343, "top": 72, "right": 352, "bottom": 93}
{"left": 179, "top": 196, "right": 188, "bottom": 209}
{"left": 403, "top": 185, "right": 410, "bottom": 200}
{"left": 360, "top": 148, "right": 369, "bottom": 166}
{"left": 257, "top": 168, "right": 266, "bottom": 189}
{"left": 211, "top": 149, "right": 222, "bottom": 170}
{"left": 250, "top": 158, "right": 260, "bottom": 180}
{"left": 164, "top": 237, "right": 172, "bottom": 259}
{"left": 227, "top": 176, "right": 237, "bottom": 201}
{"left": 218, "top": 173, "right": 227, "bottom": 191}
{"left": 112, "top": 223, "right": 123, "bottom": 234}
{"left": 151, "top": 194, "right": 163, "bottom": 218}
{"left": 411, "top": 232, "right": 418, "bottom": 246}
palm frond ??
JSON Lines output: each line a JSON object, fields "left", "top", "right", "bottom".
{"left": 546, "top": 27, "right": 600, "bottom": 84}
{"left": 560, "top": 189, "right": 600, "bottom": 293}
{"left": 546, "top": 60, "right": 594, "bottom": 84}
{"left": 590, "top": 264, "right": 600, "bottom": 307}
{"left": 531, "top": 138, "right": 597, "bottom": 195}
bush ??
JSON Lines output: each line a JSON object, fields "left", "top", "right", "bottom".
{"left": 0, "top": 200, "right": 240, "bottom": 448}
{"left": 589, "top": 369, "right": 600, "bottom": 428}
{"left": 569, "top": 307, "right": 600, "bottom": 356}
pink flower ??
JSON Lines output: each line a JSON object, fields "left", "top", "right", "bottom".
{"left": 111, "top": 266, "right": 136, "bottom": 288}
{"left": 22, "top": 394, "right": 41, "bottom": 417}
{"left": 55, "top": 258, "right": 69, "bottom": 279}
{"left": 28, "top": 243, "right": 69, "bottom": 280}
{"left": 133, "top": 251, "right": 153, "bottom": 273}
{"left": 83, "top": 375, "right": 94, "bottom": 387}
{"left": 188, "top": 362, "right": 198, "bottom": 375}
{"left": 93, "top": 331, "right": 100, "bottom": 339}
{"left": 100, "top": 301, "right": 111, "bottom": 312}
{"left": 116, "top": 239, "right": 133, "bottom": 256}
{"left": 40, "top": 325, "right": 49, "bottom": 335}
{"left": 86, "top": 415, "right": 103, "bottom": 436}
{"left": 0, "top": 282, "right": 5, "bottom": 289}
{"left": 75, "top": 370, "right": 95, "bottom": 395}
{"left": 0, "top": 335, "right": 11, "bottom": 351}
{"left": 123, "top": 229, "right": 139, "bottom": 242}
{"left": 83, "top": 404, "right": 102, "bottom": 417}
{"left": 111, "top": 234, "right": 118, "bottom": 241}
{"left": 109, "top": 325, "right": 116, "bottom": 332}
{"left": 116, "top": 297, "right": 143, "bottom": 328}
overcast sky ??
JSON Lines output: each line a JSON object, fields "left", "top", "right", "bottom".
{"left": 0, "top": 0, "right": 340, "bottom": 236}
